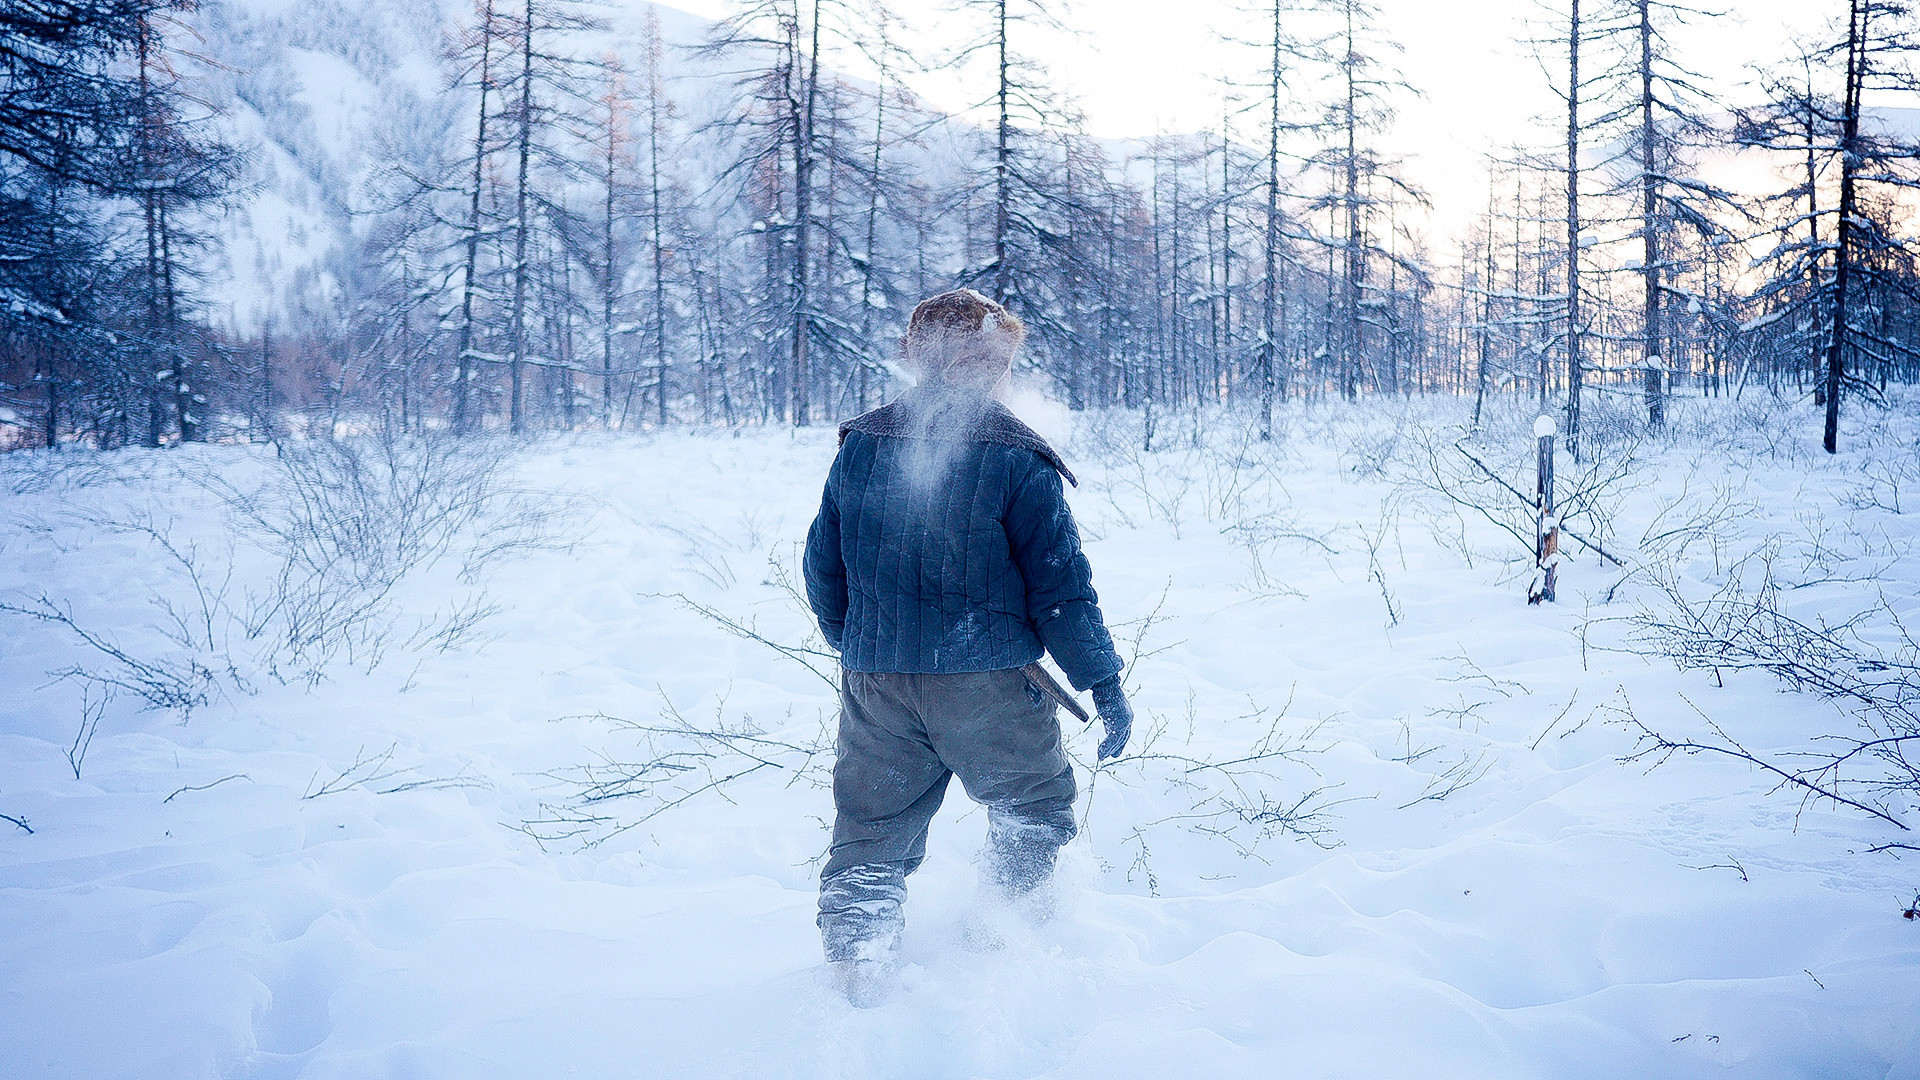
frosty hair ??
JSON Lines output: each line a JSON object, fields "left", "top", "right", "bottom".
{"left": 900, "top": 289, "right": 1026, "bottom": 391}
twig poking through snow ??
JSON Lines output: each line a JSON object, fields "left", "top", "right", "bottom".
{"left": 163, "top": 774, "right": 250, "bottom": 804}
{"left": 301, "top": 744, "right": 482, "bottom": 799}
{"left": 663, "top": 588, "right": 840, "bottom": 692}
{"left": 1612, "top": 699, "right": 1911, "bottom": 832}
{"left": 0, "top": 594, "right": 218, "bottom": 715}
{"left": 68, "top": 687, "right": 109, "bottom": 779}
{"left": 303, "top": 744, "right": 401, "bottom": 799}
{"left": 523, "top": 697, "right": 830, "bottom": 850}
{"left": 1683, "top": 859, "right": 1749, "bottom": 882}
{"left": 1111, "top": 580, "right": 1182, "bottom": 685}
{"left": 1397, "top": 749, "right": 1495, "bottom": 810}
{"left": 1530, "top": 690, "right": 1582, "bottom": 750}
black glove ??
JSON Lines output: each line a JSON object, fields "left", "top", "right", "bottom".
{"left": 1090, "top": 676, "right": 1133, "bottom": 761}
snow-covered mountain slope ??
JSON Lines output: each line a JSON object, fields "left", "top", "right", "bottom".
{"left": 1, "top": 392, "right": 1916, "bottom": 1077}
{"left": 189, "top": 0, "right": 722, "bottom": 332}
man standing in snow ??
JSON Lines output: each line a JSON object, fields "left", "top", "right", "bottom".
{"left": 803, "top": 289, "right": 1132, "bottom": 1007}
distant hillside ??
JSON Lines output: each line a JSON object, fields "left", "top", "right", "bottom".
{"left": 189, "top": 0, "right": 724, "bottom": 332}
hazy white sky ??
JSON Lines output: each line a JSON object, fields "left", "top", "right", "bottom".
{"left": 666, "top": 0, "right": 1858, "bottom": 243}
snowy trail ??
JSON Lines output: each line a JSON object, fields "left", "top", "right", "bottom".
{"left": 2, "top": 403, "right": 1917, "bottom": 1078}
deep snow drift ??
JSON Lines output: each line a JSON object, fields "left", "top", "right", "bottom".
{"left": 1, "top": 393, "right": 1917, "bottom": 1079}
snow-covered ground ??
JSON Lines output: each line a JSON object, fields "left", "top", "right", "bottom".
{"left": 2, "top": 392, "right": 1917, "bottom": 1079}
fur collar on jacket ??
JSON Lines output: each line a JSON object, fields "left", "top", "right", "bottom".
{"left": 836, "top": 385, "right": 1077, "bottom": 487}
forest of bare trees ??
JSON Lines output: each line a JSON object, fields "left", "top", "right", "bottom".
{"left": 6, "top": 0, "right": 1920, "bottom": 454}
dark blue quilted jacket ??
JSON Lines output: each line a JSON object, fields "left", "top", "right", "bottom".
{"left": 803, "top": 387, "right": 1123, "bottom": 691}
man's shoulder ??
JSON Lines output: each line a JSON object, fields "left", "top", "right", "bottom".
{"left": 980, "top": 409, "right": 1076, "bottom": 488}
{"left": 837, "top": 402, "right": 901, "bottom": 446}
{"left": 832, "top": 393, "right": 1075, "bottom": 488}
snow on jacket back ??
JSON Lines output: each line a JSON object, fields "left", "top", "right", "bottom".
{"left": 802, "top": 385, "right": 1123, "bottom": 692}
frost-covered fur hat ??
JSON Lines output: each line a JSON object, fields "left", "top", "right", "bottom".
{"left": 900, "top": 289, "right": 1026, "bottom": 392}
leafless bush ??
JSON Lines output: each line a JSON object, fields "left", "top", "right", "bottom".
{"left": 1, "top": 430, "right": 561, "bottom": 716}
{"left": 2, "top": 506, "right": 255, "bottom": 711}
{"left": 655, "top": 546, "right": 841, "bottom": 693}
{"left": 1223, "top": 511, "right": 1334, "bottom": 601}
{"left": 519, "top": 695, "right": 831, "bottom": 850}
{"left": 1635, "top": 477, "right": 1758, "bottom": 568}
{"left": 1618, "top": 552, "right": 1920, "bottom": 833}
{"left": 1087, "top": 690, "right": 1346, "bottom": 888}
{"left": 1398, "top": 419, "right": 1642, "bottom": 573}
{"left": 204, "top": 431, "right": 562, "bottom": 679}
{"left": 1081, "top": 439, "right": 1198, "bottom": 535}
{"left": 1397, "top": 746, "right": 1494, "bottom": 809}
{"left": 301, "top": 742, "right": 487, "bottom": 800}
{"left": 1357, "top": 500, "right": 1405, "bottom": 628}
{"left": 1842, "top": 436, "right": 1920, "bottom": 516}
{"left": 0, "top": 448, "right": 160, "bottom": 497}
{"left": 1667, "top": 391, "right": 1819, "bottom": 464}
{"left": 1069, "top": 406, "right": 1160, "bottom": 467}
{"left": 1072, "top": 405, "right": 1304, "bottom": 538}
{"left": 1197, "top": 420, "right": 1295, "bottom": 526}
{"left": 1575, "top": 393, "right": 1657, "bottom": 452}
{"left": 0, "top": 593, "right": 222, "bottom": 713}
{"left": 658, "top": 520, "right": 740, "bottom": 589}
{"left": 67, "top": 687, "right": 109, "bottom": 778}
{"left": 1334, "top": 413, "right": 1410, "bottom": 479}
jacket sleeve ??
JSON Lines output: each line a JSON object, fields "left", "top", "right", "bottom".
{"left": 1004, "top": 455, "right": 1123, "bottom": 691}
{"left": 803, "top": 455, "right": 848, "bottom": 652}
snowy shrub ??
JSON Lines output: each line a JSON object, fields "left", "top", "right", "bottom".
{"left": 1619, "top": 550, "right": 1920, "bottom": 835}
{"left": 1843, "top": 430, "right": 1920, "bottom": 516}
{"left": 0, "top": 431, "right": 560, "bottom": 710}
{"left": 1574, "top": 392, "right": 1651, "bottom": 452}
{"left": 0, "top": 447, "right": 162, "bottom": 498}
{"left": 518, "top": 698, "right": 833, "bottom": 850}
{"left": 1087, "top": 693, "right": 1344, "bottom": 886}
{"left": 1193, "top": 410, "right": 1296, "bottom": 524}
{"left": 208, "top": 431, "right": 562, "bottom": 681}
{"left": 1069, "top": 407, "right": 1201, "bottom": 535}
{"left": 0, "top": 589, "right": 224, "bottom": 716}
{"left": 1599, "top": 418, "right": 1920, "bottom": 838}
{"left": 1325, "top": 403, "right": 1420, "bottom": 479}
{"left": 1395, "top": 412, "right": 1645, "bottom": 573}
{"left": 1068, "top": 406, "right": 1156, "bottom": 465}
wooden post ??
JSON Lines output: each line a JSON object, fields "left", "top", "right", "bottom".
{"left": 1530, "top": 414, "right": 1559, "bottom": 604}
{"left": 1643, "top": 353, "right": 1665, "bottom": 428}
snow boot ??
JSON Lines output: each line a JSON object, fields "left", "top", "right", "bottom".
{"left": 829, "top": 958, "right": 900, "bottom": 1008}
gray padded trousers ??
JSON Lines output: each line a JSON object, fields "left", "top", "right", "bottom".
{"left": 817, "top": 668, "right": 1078, "bottom": 963}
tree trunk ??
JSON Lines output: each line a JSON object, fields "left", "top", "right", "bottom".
{"left": 649, "top": 14, "right": 670, "bottom": 427}
{"left": 508, "top": 0, "right": 535, "bottom": 435}
{"left": 857, "top": 80, "right": 886, "bottom": 412}
{"left": 1219, "top": 112, "right": 1233, "bottom": 406}
{"left": 137, "top": 16, "right": 166, "bottom": 448}
{"left": 1825, "top": 0, "right": 1864, "bottom": 454}
{"left": 1258, "top": 0, "right": 1283, "bottom": 440}
{"left": 1564, "top": 0, "right": 1583, "bottom": 458}
{"left": 789, "top": 6, "right": 818, "bottom": 426}
{"left": 1341, "top": 0, "right": 1362, "bottom": 402}
{"left": 1639, "top": 0, "right": 1663, "bottom": 429}
{"left": 602, "top": 67, "right": 619, "bottom": 430}
{"left": 455, "top": 0, "right": 498, "bottom": 437}
{"left": 993, "top": 0, "right": 1010, "bottom": 304}
{"left": 1473, "top": 178, "right": 1495, "bottom": 429}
